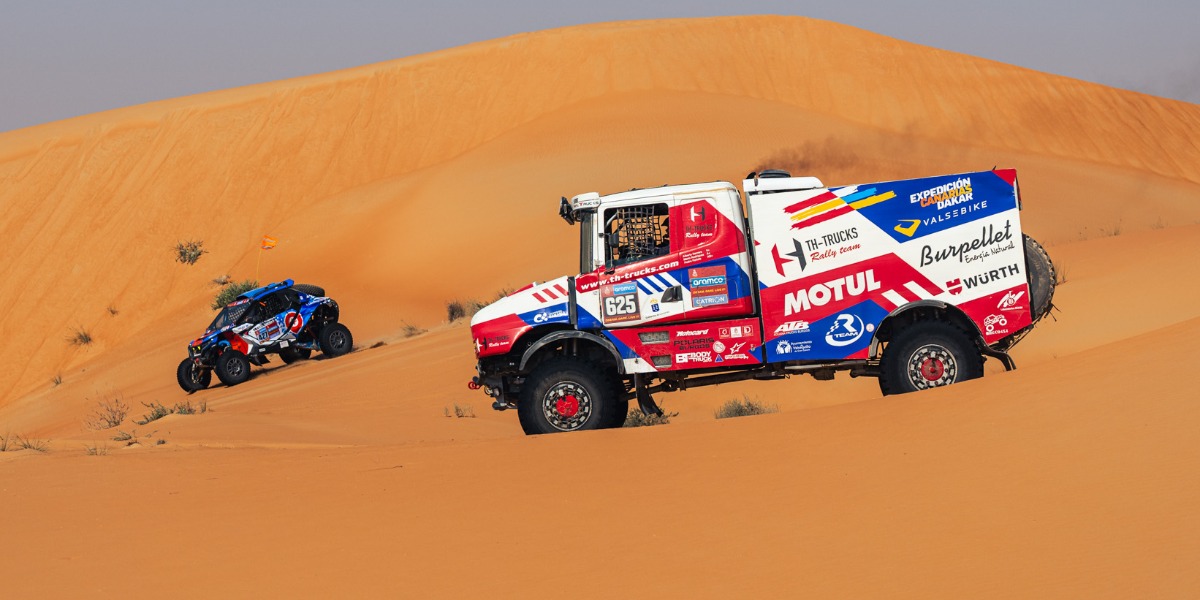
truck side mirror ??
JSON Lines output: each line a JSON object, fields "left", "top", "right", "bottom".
{"left": 661, "top": 286, "right": 682, "bottom": 303}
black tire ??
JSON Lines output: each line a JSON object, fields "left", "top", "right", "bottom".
{"left": 292, "top": 283, "right": 326, "bottom": 297}
{"left": 879, "top": 320, "right": 984, "bottom": 395}
{"left": 215, "top": 350, "right": 251, "bottom": 387}
{"left": 318, "top": 323, "right": 353, "bottom": 357}
{"left": 517, "top": 358, "right": 623, "bottom": 434}
{"left": 279, "top": 346, "right": 312, "bottom": 364}
{"left": 1023, "top": 234, "right": 1056, "bottom": 321}
{"left": 176, "top": 358, "right": 211, "bottom": 393}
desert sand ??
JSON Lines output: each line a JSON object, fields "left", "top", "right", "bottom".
{"left": 2, "top": 15, "right": 1200, "bottom": 598}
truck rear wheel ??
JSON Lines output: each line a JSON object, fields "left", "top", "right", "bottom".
{"left": 518, "top": 358, "right": 622, "bottom": 434}
{"left": 879, "top": 320, "right": 984, "bottom": 395}
{"left": 1024, "top": 234, "right": 1056, "bottom": 320}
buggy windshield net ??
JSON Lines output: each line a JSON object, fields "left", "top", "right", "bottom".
{"left": 207, "top": 301, "right": 249, "bottom": 333}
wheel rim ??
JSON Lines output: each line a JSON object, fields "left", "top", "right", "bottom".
{"left": 226, "top": 358, "right": 244, "bottom": 378}
{"left": 188, "top": 365, "right": 204, "bottom": 385}
{"left": 542, "top": 381, "right": 593, "bottom": 431}
{"left": 329, "top": 330, "right": 347, "bottom": 351}
{"left": 906, "top": 344, "right": 958, "bottom": 389}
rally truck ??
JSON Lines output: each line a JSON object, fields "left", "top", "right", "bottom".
{"left": 468, "top": 169, "right": 1055, "bottom": 434}
{"left": 176, "top": 279, "right": 353, "bottom": 392}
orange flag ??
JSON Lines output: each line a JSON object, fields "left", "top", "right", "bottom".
{"left": 261, "top": 235, "right": 278, "bottom": 250}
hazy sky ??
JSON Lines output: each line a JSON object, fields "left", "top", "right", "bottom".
{"left": 2, "top": 0, "right": 1197, "bottom": 133}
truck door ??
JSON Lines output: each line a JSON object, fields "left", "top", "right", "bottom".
{"left": 674, "top": 192, "right": 756, "bottom": 321}
{"left": 591, "top": 196, "right": 689, "bottom": 328}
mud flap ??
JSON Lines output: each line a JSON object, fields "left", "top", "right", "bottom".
{"left": 634, "top": 373, "right": 663, "bottom": 416}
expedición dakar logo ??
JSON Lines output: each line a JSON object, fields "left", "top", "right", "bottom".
{"left": 910, "top": 177, "right": 973, "bottom": 209}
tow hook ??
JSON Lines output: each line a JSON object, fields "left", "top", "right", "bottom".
{"left": 467, "top": 379, "right": 481, "bottom": 390}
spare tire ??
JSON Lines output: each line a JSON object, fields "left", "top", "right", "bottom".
{"left": 292, "top": 283, "right": 326, "bottom": 297}
{"left": 1024, "top": 234, "right": 1056, "bottom": 320}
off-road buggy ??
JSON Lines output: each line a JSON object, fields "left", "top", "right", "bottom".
{"left": 176, "top": 279, "right": 352, "bottom": 392}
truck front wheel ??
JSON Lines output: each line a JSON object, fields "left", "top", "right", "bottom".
{"left": 879, "top": 320, "right": 984, "bottom": 395}
{"left": 518, "top": 358, "right": 622, "bottom": 434}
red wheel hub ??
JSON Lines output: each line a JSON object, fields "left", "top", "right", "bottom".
{"left": 920, "top": 358, "right": 945, "bottom": 381}
{"left": 556, "top": 394, "right": 580, "bottom": 418}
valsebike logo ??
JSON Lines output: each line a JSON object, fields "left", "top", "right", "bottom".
{"left": 784, "top": 270, "right": 881, "bottom": 316}
{"left": 825, "top": 314, "right": 875, "bottom": 347}
{"left": 895, "top": 219, "right": 920, "bottom": 237}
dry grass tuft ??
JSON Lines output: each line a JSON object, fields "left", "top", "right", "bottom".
{"left": 714, "top": 395, "right": 779, "bottom": 419}
{"left": 85, "top": 396, "right": 130, "bottom": 430}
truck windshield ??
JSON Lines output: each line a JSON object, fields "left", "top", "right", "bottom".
{"left": 578, "top": 210, "right": 595, "bottom": 274}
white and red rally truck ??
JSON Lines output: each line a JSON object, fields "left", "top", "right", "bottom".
{"left": 469, "top": 169, "right": 1056, "bottom": 434}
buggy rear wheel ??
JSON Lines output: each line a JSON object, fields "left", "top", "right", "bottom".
{"left": 318, "top": 323, "right": 353, "bottom": 357}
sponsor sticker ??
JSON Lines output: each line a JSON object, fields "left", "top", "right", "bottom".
{"left": 983, "top": 313, "right": 1009, "bottom": 335}
{"left": 693, "top": 294, "right": 729, "bottom": 308}
{"left": 676, "top": 352, "right": 713, "bottom": 364}
{"left": 601, "top": 282, "right": 640, "bottom": 323}
{"left": 824, "top": 314, "right": 874, "bottom": 347}
{"left": 773, "top": 320, "right": 811, "bottom": 336}
{"left": 997, "top": 290, "right": 1026, "bottom": 312}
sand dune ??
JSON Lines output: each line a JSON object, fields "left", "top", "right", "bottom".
{"left": 2, "top": 15, "right": 1200, "bottom": 597}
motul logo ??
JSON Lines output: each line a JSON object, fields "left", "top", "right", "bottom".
{"left": 784, "top": 270, "right": 881, "bottom": 316}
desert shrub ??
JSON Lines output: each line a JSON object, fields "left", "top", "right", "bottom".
{"left": 85, "top": 443, "right": 108, "bottom": 456}
{"left": 1055, "top": 263, "right": 1069, "bottom": 286}
{"left": 1151, "top": 217, "right": 1167, "bottom": 230}
{"left": 85, "top": 396, "right": 130, "bottom": 430}
{"left": 212, "top": 274, "right": 231, "bottom": 285}
{"left": 402, "top": 322, "right": 427, "bottom": 338}
{"left": 714, "top": 395, "right": 779, "bottom": 420}
{"left": 52, "top": 374, "right": 63, "bottom": 386}
{"left": 135, "top": 401, "right": 172, "bottom": 425}
{"left": 15, "top": 435, "right": 49, "bottom": 452}
{"left": 0, "top": 432, "right": 9, "bottom": 452}
{"left": 454, "top": 404, "right": 475, "bottom": 418}
{"left": 1099, "top": 221, "right": 1123, "bottom": 237}
{"left": 369, "top": 340, "right": 388, "bottom": 349}
{"left": 447, "top": 299, "right": 486, "bottom": 322}
{"left": 174, "top": 240, "right": 207, "bottom": 265}
{"left": 112, "top": 430, "right": 135, "bottom": 442}
{"left": 212, "top": 279, "right": 258, "bottom": 310}
{"left": 624, "top": 406, "right": 680, "bottom": 427}
{"left": 107, "top": 305, "right": 119, "bottom": 316}
{"left": 68, "top": 326, "right": 93, "bottom": 346}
